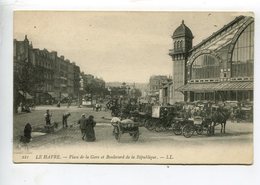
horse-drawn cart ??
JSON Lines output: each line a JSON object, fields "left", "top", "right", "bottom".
{"left": 112, "top": 119, "right": 140, "bottom": 142}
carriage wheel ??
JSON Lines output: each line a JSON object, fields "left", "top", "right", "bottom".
{"left": 182, "top": 124, "right": 194, "bottom": 138}
{"left": 173, "top": 123, "right": 182, "bottom": 135}
{"left": 196, "top": 125, "right": 203, "bottom": 135}
{"left": 132, "top": 130, "right": 140, "bottom": 141}
{"left": 145, "top": 119, "right": 155, "bottom": 131}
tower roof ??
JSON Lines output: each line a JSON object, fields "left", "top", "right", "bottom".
{"left": 172, "top": 20, "right": 193, "bottom": 39}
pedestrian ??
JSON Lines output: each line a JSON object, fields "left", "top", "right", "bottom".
{"left": 22, "top": 123, "right": 32, "bottom": 143}
{"left": 44, "top": 109, "right": 52, "bottom": 125}
{"left": 23, "top": 104, "right": 31, "bottom": 113}
{"left": 57, "top": 101, "right": 61, "bottom": 107}
{"left": 85, "top": 115, "right": 96, "bottom": 142}
{"left": 95, "top": 103, "right": 99, "bottom": 112}
{"left": 67, "top": 98, "right": 72, "bottom": 108}
{"left": 20, "top": 102, "right": 23, "bottom": 113}
{"left": 78, "top": 114, "right": 87, "bottom": 140}
{"left": 62, "top": 112, "right": 71, "bottom": 128}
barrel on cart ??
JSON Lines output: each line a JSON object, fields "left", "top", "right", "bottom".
{"left": 112, "top": 119, "right": 140, "bottom": 142}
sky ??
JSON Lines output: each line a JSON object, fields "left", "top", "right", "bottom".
{"left": 14, "top": 11, "right": 248, "bottom": 83}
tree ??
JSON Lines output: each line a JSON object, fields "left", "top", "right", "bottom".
{"left": 130, "top": 88, "right": 142, "bottom": 99}
{"left": 13, "top": 56, "right": 46, "bottom": 112}
{"left": 83, "top": 76, "right": 106, "bottom": 99}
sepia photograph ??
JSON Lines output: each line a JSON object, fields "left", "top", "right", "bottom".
{"left": 13, "top": 11, "right": 254, "bottom": 164}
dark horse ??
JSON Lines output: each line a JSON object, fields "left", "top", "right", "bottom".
{"left": 210, "top": 107, "right": 231, "bottom": 134}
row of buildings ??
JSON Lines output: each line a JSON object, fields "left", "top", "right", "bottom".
{"left": 157, "top": 15, "right": 254, "bottom": 105}
{"left": 147, "top": 75, "right": 172, "bottom": 104}
{"left": 14, "top": 35, "right": 99, "bottom": 106}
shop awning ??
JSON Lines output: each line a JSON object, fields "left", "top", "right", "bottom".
{"left": 18, "top": 90, "right": 33, "bottom": 99}
{"left": 61, "top": 93, "right": 69, "bottom": 98}
{"left": 47, "top": 92, "right": 59, "bottom": 99}
{"left": 177, "top": 81, "right": 253, "bottom": 92}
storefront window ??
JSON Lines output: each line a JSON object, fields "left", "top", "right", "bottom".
{"left": 232, "top": 23, "right": 254, "bottom": 77}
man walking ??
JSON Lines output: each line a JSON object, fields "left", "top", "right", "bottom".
{"left": 62, "top": 112, "right": 71, "bottom": 128}
{"left": 44, "top": 109, "right": 52, "bottom": 125}
{"left": 78, "top": 114, "right": 87, "bottom": 140}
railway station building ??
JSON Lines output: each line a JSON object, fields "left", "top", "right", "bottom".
{"left": 168, "top": 16, "right": 254, "bottom": 103}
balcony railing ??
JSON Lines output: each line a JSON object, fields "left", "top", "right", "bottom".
{"left": 169, "top": 48, "right": 185, "bottom": 55}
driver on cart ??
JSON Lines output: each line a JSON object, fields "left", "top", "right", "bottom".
{"left": 111, "top": 117, "right": 136, "bottom": 135}
{"left": 111, "top": 117, "right": 121, "bottom": 135}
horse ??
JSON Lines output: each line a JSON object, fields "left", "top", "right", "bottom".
{"left": 210, "top": 107, "right": 232, "bottom": 134}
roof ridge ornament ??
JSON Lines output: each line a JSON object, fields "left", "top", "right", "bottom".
{"left": 172, "top": 20, "right": 193, "bottom": 39}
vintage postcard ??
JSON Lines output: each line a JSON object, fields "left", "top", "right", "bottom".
{"left": 13, "top": 11, "right": 254, "bottom": 164}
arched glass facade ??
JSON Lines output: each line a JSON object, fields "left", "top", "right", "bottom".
{"left": 232, "top": 23, "right": 254, "bottom": 77}
{"left": 191, "top": 54, "right": 220, "bottom": 79}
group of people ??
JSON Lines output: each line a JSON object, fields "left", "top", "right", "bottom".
{"left": 93, "top": 103, "right": 102, "bottom": 112}
{"left": 43, "top": 109, "right": 96, "bottom": 142}
{"left": 44, "top": 109, "right": 71, "bottom": 128}
{"left": 19, "top": 102, "right": 34, "bottom": 113}
{"left": 78, "top": 114, "right": 96, "bottom": 142}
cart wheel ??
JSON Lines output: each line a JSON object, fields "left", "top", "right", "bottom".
{"left": 196, "top": 125, "right": 203, "bottom": 135}
{"left": 173, "top": 123, "right": 182, "bottom": 135}
{"left": 183, "top": 124, "right": 194, "bottom": 138}
{"left": 132, "top": 130, "right": 139, "bottom": 141}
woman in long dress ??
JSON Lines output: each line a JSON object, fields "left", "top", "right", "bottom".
{"left": 85, "top": 115, "right": 96, "bottom": 141}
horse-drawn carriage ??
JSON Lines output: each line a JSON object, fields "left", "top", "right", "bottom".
{"left": 143, "top": 105, "right": 176, "bottom": 132}
{"left": 142, "top": 103, "right": 225, "bottom": 138}
{"left": 143, "top": 105, "right": 194, "bottom": 134}
{"left": 181, "top": 116, "right": 214, "bottom": 138}
{"left": 235, "top": 101, "right": 253, "bottom": 122}
{"left": 108, "top": 98, "right": 237, "bottom": 139}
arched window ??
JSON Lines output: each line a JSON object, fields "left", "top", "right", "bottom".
{"left": 174, "top": 41, "right": 177, "bottom": 49}
{"left": 191, "top": 54, "right": 220, "bottom": 79}
{"left": 180, "top": 40, "right": 183, "bottom": 48}
{"left": 232, "top": 23, "right": 254, "bottom": 77}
